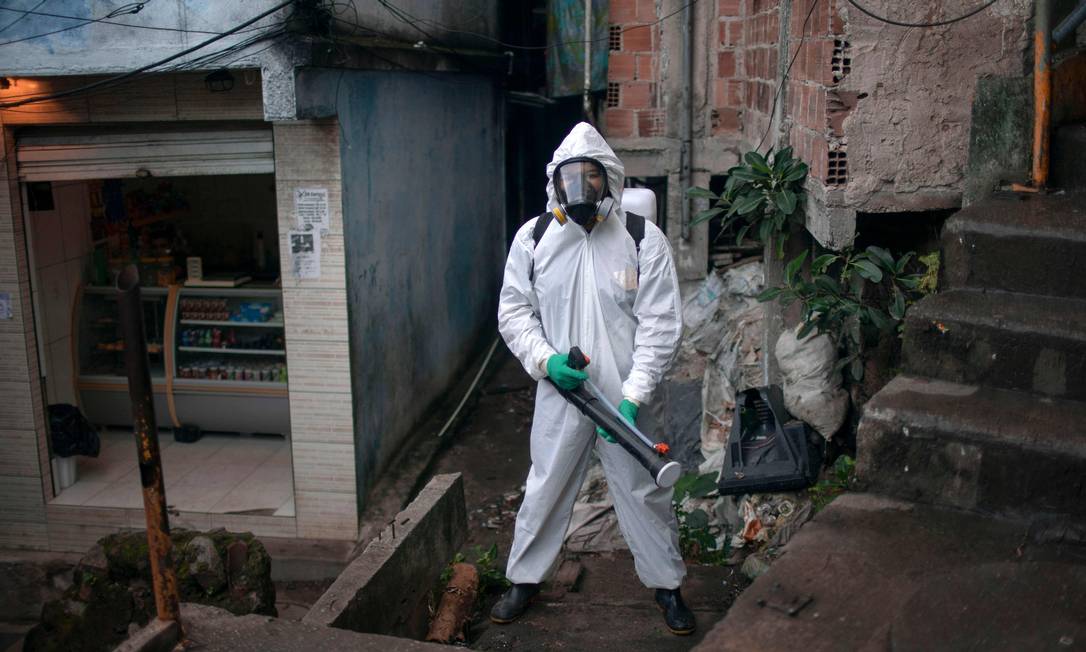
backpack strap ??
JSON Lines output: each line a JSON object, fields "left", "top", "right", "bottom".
{"left": 625, "top": 211, "right": 646, "bottom": 277}
{"left": 529, "top": 210, "right": 647, "bottom": 281}
{"left": 625, "top": 211, "right": 645, "bottom": 254}
{"left": 528, "top": 211, "right": 554, "bottom": 282}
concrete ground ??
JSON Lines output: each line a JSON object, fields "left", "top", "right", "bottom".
{"left": 422, "top": 350, "right": 750, "bottom": 649}
{"left": 697, "top": 493, "right": 1086, "bottom": 651}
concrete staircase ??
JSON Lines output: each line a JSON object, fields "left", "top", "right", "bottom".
{"left": 696, "top": 189, "right": 1086, "bottom": 651}
{"left": 857, "top": 191, "right": 1086, "bottom": 531}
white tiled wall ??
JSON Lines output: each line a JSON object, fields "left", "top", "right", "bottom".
{"left": 273, "top": 121, "right": 358, "bottom": 541}
{"left": 0, "top": 127, "right": 50, "bottom": 549}
{"left": 27, "top": 180, "right": 90, "bottom": 406}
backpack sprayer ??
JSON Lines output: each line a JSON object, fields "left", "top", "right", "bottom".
{"left": 546, "top": 347, "right": 682, "bottom": 488}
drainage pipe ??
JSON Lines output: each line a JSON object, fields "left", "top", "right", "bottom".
{"left": 679, "top": 0, "right": 694, "bottom": 241}
{"left": 1053, "top": 0, "right": 1086, "bottom": 42}
{"left": 1032, "top": 0, "right": 1053, "bottom": 187}
{"left": 117, "top": 264, "right": 182, "bottom": 630}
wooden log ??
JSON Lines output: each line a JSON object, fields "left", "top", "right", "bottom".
{"left": 426, "top": 563, "right": 479, "bottom": 643}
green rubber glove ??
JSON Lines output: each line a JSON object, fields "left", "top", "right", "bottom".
{"left": 596, "top": 399, "right": 638, "bottom": 444}
{"left": 545, "top": 353, "right": 589, "bottom": 391}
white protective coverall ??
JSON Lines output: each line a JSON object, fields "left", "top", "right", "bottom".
{"left": 497, "top": 122, "right": 686, "bottom": 589}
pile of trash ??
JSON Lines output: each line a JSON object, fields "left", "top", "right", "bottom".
{"left": 561, "top": 260, "right": 847, "bottom": 577}
{"left": 683, "top": 262, "right": 766, "bottom": 460}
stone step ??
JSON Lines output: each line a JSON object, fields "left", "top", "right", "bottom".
{"left": 695, "top": 493, "right": 1086, "bottom": 652}
{"left": 856, "top": 375, "right": 1086, "bottom": 521}
{"left": 942, "top": 191, "right": 1086, "bottom": 299}
{"left": 903, "top": 289, "right": 1086, "bottom": 401}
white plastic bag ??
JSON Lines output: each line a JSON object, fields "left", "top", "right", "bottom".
{"left": 775, "top": 325, "right": 849, "bottom": 438}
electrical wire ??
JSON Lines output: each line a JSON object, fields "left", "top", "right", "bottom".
{"left": 371, "top": 0, "right": 493, "bottom": 76}
{"left": 0, "top": 0, "right": 294, "bottom": 109}
{"left": 843, "top": 0, "right": 1000, "bottom": 28}
{"left": 0, "top": 0, "right": 48, "bottom": 35}
{"left": 0, "top": 2, "right": 151, "bottom": 47}
{"left": 0, "top": 5, "right": 283, "bottom": 37}
{"left": 435, "top": 337, "right": 501, "bottom": 439}
{"left": 756, "top": 0, "right": 821, "bottom": 152}
{"left": 366, "top": 0, "right": 699, "bottom": 52}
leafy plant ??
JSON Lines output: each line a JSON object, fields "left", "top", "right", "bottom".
{"left": 672, "top": 472, "right": 729, "bottom": 565}
{"left": 756, "top": 245, "right": 926, "bottom": 382}
{"left": 439, "top": 543, "right": 510, "bottom": 595}
{"left": 686, "top": 147, "right": 809, "bottom": 257}
{"left": 808, "top": 455, "right": 855, "bottom": 512}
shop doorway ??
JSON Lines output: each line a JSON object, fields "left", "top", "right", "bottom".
{"left": 22, "top": 171, "right": 294, "bottom": 518}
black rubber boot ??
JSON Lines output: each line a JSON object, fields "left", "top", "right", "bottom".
{"left": 490, "top": 583, "right": 541, "bottom": 624}
{"left": 655, "top": 588, "right": 696, "bottom": 635}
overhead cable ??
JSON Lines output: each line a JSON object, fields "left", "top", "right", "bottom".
{"left": 0, "top": 2, "right": 149, "bottom": 47}
{"left": 843, "top": 0, "right": 1000, "bottom": 28}
{"left": 0, "top": 0, "right": 48, "bottom": 35}
{"left": 0, "top": 4, "right": 280, "bottom": 37}
{"left": 0, "top": 0, "right": 294, "bottom": 109}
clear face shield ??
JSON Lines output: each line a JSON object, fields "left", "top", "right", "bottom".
{"left": 553, "top": 157, "right": 613, "bottom": 226}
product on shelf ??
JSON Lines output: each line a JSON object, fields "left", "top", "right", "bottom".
{"left": 176, "top": 359, "right": 287, "bottom": 383}
{"left": 178, "top": 328, "right": 283, "bottom": 351}
{"left": 232, "top": 301, "right": 275, "bottom": 323}
{"left": 179, "top": 298, "right": 278, "bottom": 324}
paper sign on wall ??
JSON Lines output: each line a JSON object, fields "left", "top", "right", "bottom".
{"left": 294, "top": 187, "right": 329, "bottom": 234}
{"left": 289, "top": 229, "right": 321, "bottom": 280}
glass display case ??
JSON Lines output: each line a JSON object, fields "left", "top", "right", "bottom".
{"left": 74, "top": 285, "right": 172, "bottom": 428}
{"left": 73, "top": 284, "right": 290, "bottom": 435}
{"left": 169, "top": 286, "right": 290, "bottom": 435}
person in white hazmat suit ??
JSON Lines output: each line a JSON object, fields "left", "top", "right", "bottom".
{"left": 492, "top": 122, "right": 694, "bottom": 635}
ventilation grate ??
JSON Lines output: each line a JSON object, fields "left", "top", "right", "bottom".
{"left": 606, "top": 82, "right": 621, "bottom": 108}
{"left": 609, "top": 25, "right": 622, "bottom": 51}
{"left": 831, "top": 39, "right": 851, "bottom": 83}
{"left": 827, "top": 146, "right": 848, "bottom": 186}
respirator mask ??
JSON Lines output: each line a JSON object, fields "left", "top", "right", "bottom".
{"left": 553, "top": 157, "right": 616, "bottom": 226}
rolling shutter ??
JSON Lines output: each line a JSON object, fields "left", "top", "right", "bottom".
{"left": 16, "top": 125, "right": 274, "bottom": 181}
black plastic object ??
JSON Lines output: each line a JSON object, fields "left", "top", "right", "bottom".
{"left": 174, "top": 424, "right": 203, "bottom": 444}
{"left": 717, "top": 386, "right": 823, "bottom": 495}
{"left": 47, "top": 404, "right": 101, "bottom": 458}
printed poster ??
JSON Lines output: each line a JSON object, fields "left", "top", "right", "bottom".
{"left": 294, "top": 187, "right": 329, "bottom": 234}
{"left": 289, "top": 229, "right": 321, "bottom": 280}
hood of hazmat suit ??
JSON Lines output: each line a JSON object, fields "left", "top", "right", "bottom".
{"left": 497, "top": 122, "right": 686, "bottom": 588}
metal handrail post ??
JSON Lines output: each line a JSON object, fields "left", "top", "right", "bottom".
{"left": 117, "top": 264, "right": 183, "bottom": 629}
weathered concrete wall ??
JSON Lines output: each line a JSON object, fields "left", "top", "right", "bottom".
{"left": 963, "top": 76, "right": 1032, "bottom": 205}
{"left": 838, "top": 0, "right": 1031, "bottom": 213}
{"left": 294, "top": 69, "right": 504, "bottom": 501}
{"left": 304, "top": 473, "right": 467, "bottom": 639}
{"left": 0, "top": 1, "right": 499, "bottom": 76}
{"left": 0, "top": 1, "right": 289, "bottom": 75}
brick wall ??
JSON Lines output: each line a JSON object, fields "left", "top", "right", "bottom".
{"left": 785, "top": 0, "right": 844, "bottom": 185}
{"left": 603, "top": 0, "right": 662, "bottom": 138}
{"left": 732, "top": 0, "right": 780, "bottom": 147}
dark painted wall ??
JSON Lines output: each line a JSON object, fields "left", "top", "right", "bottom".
{"left": 296, "top": 69, "right": 505, "bottom": 507}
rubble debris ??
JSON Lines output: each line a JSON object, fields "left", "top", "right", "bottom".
{"left": 24, "top": 529, "right": 275, "bottom": 652}
{"left": 426, "top": 562, "right": 479, "bottom": 644}
{"left": 775, "top": 326, "right": 849, "bottom": 439}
